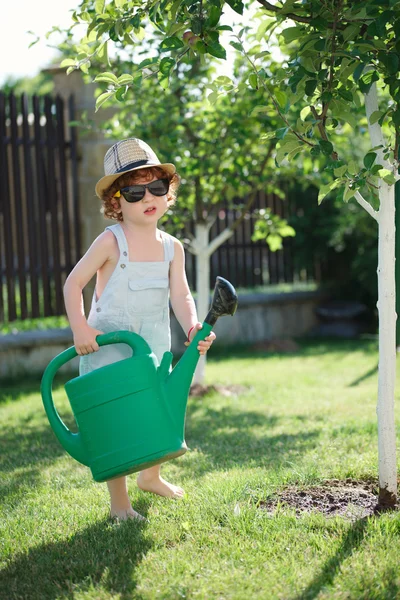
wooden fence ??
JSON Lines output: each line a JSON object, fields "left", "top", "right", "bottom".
{"left": 0, "top": 92, "right": 80, "bottom": 322}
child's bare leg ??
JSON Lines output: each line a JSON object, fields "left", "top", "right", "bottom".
{"left": 137, "top": 464, "right": 184, "bottom": 498}
{"left": 107, "top": 476, "right": 145, "bottom": 520}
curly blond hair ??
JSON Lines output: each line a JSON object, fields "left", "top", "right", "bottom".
{"left": 101, "top": 166, "right": 181, "bottom": 222}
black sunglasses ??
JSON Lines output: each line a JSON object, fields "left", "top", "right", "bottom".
{"left": 120, "top": 178, "right": 170, "bottom": 203}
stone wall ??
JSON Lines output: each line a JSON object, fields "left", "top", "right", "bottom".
{"left": 0, "top": 290, "right": 322, "bottom": 380}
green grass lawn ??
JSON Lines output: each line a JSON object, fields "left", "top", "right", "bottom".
{"left": 0, "top": 339, "right": 399, "bottom": 600}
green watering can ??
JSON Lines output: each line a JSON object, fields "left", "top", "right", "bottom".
{"left": 41, "top": 277, "right": 238, "bottom": 482}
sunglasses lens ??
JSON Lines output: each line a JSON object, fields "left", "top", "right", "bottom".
{"left": 148, "top": 179, "right": 169, "bottom": 196}
{"left": 120, "top": 187, "right": 144, "bottom": 203}
{"left": 120, "top": 179, "right": 170, "bottom": 203}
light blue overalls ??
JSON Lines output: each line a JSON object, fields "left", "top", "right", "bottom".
{"left": 79, "top": 223, "right": 174, "bottom": 375}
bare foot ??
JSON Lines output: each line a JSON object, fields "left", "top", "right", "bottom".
{"left": 110, "top": 507, "right": 147, "bottom": 522}
{"left": 137, "top": 473, "right": 185, "bottom": 498}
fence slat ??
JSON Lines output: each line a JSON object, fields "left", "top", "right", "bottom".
{"left": 68, "top": 95, "right": 81, "bottom": 264}
{"left": 21, "top": 93, "right": 40, "bottom": 317}
{"left": 9, "top": 93, "right": 28, "bottom": 319}
{"left": 32, "top": 94, "right": 52, "bottom": 316}
{"left": 44, "top": 95, "right": 63, "bottom": 314}
{"left": 0, "top": 92, "right": 17, "bottom": 320}
{"left": 55, "top": 95, "right": 73, "bottom": 276}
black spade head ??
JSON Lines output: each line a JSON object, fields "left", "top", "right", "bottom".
{"left": 204, "top": 277, "right": 238, "bottom": 327}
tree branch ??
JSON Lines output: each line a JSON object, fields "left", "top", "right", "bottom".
{"left": 256, "top": 0, "right": 312, "bottom": 24}
{"left": 354, "top": 190, "right": 379, "bottom": 222}
{"left": 207, "top": 228, "right": 234, "bottom": 256}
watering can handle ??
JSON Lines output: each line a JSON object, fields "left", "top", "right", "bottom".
{"left": 40, "top": 331, "right": 151, "bottom": 466}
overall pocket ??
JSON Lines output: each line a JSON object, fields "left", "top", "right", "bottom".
{"left": 128, "top": 278, "right": 169, "bottom": 315}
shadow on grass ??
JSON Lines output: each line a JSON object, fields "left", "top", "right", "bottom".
{"left": 181, "top": 401, "right": 321, "bottom": 476}
{"left": 349, "top": 363, "right": 379, "bottom": 387}
{"left": 0, "top": 503, "right": 152, "bottom": 600}
{"left": 0, "top": 374, "right": 72, "bottom": 405}
{"left": 293, "top": 517, "right": 371, "bottom": 600}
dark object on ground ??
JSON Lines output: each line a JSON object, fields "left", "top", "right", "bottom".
{"left": 258, "top": 478, "right": 398, "bottom": 520}
{"left": 313, "top": 301, "right": 367, "bottom": 338}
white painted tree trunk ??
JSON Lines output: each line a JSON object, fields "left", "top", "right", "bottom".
{"left": 356, "top": 80, "right": 398, "bottom": 505}
{"left": 193, "top": 223, "right": 211, "bottom": 385}
{"left": 188, "top": 222, "right": 234, "bottom": 385}
{"left": 376, "top": 181, "right": 397, "bottom": 505}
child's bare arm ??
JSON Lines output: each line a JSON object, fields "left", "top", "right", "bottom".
{"left": 169, "top": 239, "right": 216, "bottom": 355}
{"left": 64, "top": 231, "right": 115, "bottom": 354}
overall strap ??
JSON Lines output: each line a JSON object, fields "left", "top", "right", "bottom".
{"left": 162, "top": 232, "right": 175, "bottom": 263}
{"left": 105, "top": 223, "right": 129, "bottom": 260}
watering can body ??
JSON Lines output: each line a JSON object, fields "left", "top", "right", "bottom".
{"left": 41, "top": 330, "right": 193, "bottom": 482}
{"left": 41, "top": 277, "right": 238, "bottom": 483}
{"left": 65, "top": 347, "right": 187, "bottom": 482}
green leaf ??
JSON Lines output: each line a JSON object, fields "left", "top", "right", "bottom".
{"left": 206, "top": 41, "right": 227, "bottom": 60}
{"left": 214, "top": 75, "right": 233, "bottom": 86}
{"left": 208, "top": 5, "right": 222, "bottom": 27}
{"left": 250, "top": 105, "right": 270, "bottom": 116}
{"left": 94, "top": 72, "right": 118, "bottom": 85}
{"left": 369, "top": 110, "right": 383, "bottom": 125}
{"left": 280, "top": 26, "right": 302, "bottom": 43}
{"left": 230, "top": 41, "right": 242, "bottom": 51}
{"left": 254, "top": 51, "right": 271, "bottom": 60}
{"left": 249, "top": 74, "right": 258, "bottom": 89}
{"left": 95, "top": 91, "right": 114, "bottom": 112}
{"left": 60, "top": 58, "right": 76, "bottom": 68}
{"left": 343, "top": 182, "right": 356, "bottom": 202}
{"left": 319, "top": 140, "right": 334, "bottom": 156}
{"left": 266, "top": 234, "right": 283, "bottom": 252}
{"left": 158, "top": 57, "right": 176, "bottom": 89}
{"left": 260, "top": 131, "right": 277, "bottom": 140}
{"left": 377, "top": 168, "right": 396, "bottom": 185}
{"left": 334, "top": 165, "right": 347, "bottom": 177}
{"left": 225, "top": 0, "right": 244, "bottom": 15}
{"left": 95, "top": 0, "right": 105, "bottom": 13}
{"left": 115, "top": 86, "right": 127, "bottom": 102}
{"left": 275, "top": 90, "right": 287, "bottom": 108}
{"left": 300, "top": 106, "right": 311, "bottom": 121}
{"left": 160, "top": 36, "right": 184, "bottom": 52}
{"left": 207, "top": 91, "right": 219, "bottom": 105}
{"left": 359, "top": 70, "right": 379, "bottom": 94}
{"left": 342, "top": 23, "right": 359, "bottom": 42}
{"left": 318, "top": 179, "right": 340, "bottom": 204}
{"left": 320, "top": 91, "right": 333, "bottom": 103}
{"left": 275, "top": 127, "right": 289, "bottom": 139}
{"left": 392, "top": 109, "right": 400, "bottom": 127}
{"left": 353, "top": 63, "right": 365, "bottom": 82}
{"left": 363, "top": 152, "right": 377, "bottom": 170}
{"left": 117, "top": 74, "right": 133, "bottom": 86}
{"left": 338, "top": 87, "right": 353, "bottom": 102}
{"left": 305, "top": 79, "right": 318, "bottom": 97}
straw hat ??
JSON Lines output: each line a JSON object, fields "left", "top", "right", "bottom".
{"left": 95, "top": 138, "right": 176, "bottom": 198}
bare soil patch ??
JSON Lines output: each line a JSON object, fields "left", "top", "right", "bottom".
{"left": 258, "top": 479, "right": 398, "bottom": 520}
{"left": 189, "top": 383, "right": 250, "bottom": 397}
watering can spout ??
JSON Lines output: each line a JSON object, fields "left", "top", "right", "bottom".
{"left": 164, "top": 277, "right": 238, "bottom": 415}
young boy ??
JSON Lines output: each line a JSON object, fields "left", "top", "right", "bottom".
{"left": 63, "top": 138, "right": 216, "bottom": 520}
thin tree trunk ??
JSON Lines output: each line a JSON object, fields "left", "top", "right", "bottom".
{"left": 362, "top": 80, "right": 398, "bottom": 506}
{"left": 193, "top": 223, "right": 211, "bottom": 385}
{"left": 376, "top": 181, "right": 398, "bottom": 506}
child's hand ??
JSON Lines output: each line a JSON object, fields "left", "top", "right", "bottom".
{"left": 73, "top": 325, "right": 104, "bottom": 355}
{"left": 184, "top": 323, "right": 216, "bottom": 355}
